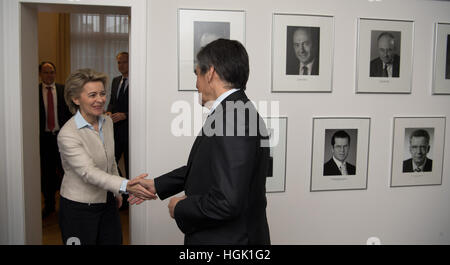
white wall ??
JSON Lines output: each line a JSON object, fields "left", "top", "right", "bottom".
{"left": 1, "top": 0, "right": 449, "bottom": 245}
{"left": 144, "top": 0, "right": 450, "bottom": 244}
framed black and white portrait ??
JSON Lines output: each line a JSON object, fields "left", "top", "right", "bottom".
{"left": 310, "top": 118, "right": 370, "bottom": 192}
{"left": 391, "top": 117, "right": 446, "bottom": 187}
{"left": 272, "top": 13, "right": 334, "bottom": 92}
{"left": 178, "top": 9, "right": 245, "bottom": 91}
{"left": 264, "top": 117, "right": 287, "bottom": 193}
{"left": 356, "top": 18, "right": 414, "bottom": 93}
{"left": 432, "top": 22, "right": 450, "bottom": 94}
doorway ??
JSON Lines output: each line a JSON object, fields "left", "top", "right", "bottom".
{"left": 15, "top": 0, "right": 148, "bottom": 245}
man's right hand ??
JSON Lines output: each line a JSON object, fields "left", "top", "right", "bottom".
{"left": 127, "top": 177, "right": 158, "bottom": 205}
{"left": 126, "top": 173, "right": 157, "bottom": 201}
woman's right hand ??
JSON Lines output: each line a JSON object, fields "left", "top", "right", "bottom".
{"left": 126, "top": 173, "right": 157, "bottom": 200}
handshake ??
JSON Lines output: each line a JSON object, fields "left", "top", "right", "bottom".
{"left": 124, "top": 173, "right": 186, "bottom": 218}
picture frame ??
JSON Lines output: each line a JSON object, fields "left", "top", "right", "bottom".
{"left": 310, "top": 117, "right": 370, "bottom": 192}
{"left": 264, "top": 117, "right": 287, "bottom": 193}
{"left": 356, "top": 18, "right": 414, "bottom": 93}
{"left": 390, "top": 117, "right": 446, "bottom": 187}
{"left": 432, "top": 22, "right": 450, "bottom": 94}
{"left": 178, "top": 8, "right": 246, "bottom": 91}
{"left": 271, "top": 13, "right": 334, "bottom": 92}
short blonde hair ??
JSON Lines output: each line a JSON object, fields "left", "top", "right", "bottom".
{"left": 64, "top": 68, "right": 108, "bottom": 114}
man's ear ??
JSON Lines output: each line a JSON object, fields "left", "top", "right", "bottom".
{"left": 206, "top": 66, "right": 215, "bottom": 83}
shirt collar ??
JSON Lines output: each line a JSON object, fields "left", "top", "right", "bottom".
{"left": 413, "top": 158, "right": 427, "bottom": 171}
{"left": 333, "top": 156, "right": 346, "bottom": 168}
{"left": 208, "top": 88, "right": 239, "bottom": 116}
{"left": 300, "top": 59, "right": 315, "bottom": 72}
{"left": 42, "top": 83, "right": 55, "bottom": 89}
{"left": 74, "top": 110, "right": 105, "bottom": 130}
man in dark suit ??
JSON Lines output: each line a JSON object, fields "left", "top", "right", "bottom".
{"left": 107, "top": 52, "right": 129, "bottom": 180}
{"left": 286, "top": 27, "right": 319, "bottom": 75}
{"left": 323, "top": 130, "right": 356, "bottom": 176}
{"left": 39, "top": 61, "right": 71, "bottom": 218}
{"left": 370, "top": 32, "right": 400, "bottom": 78}
{"left": 129, "top": 39, "right": 271, "bottom": 245}
{"left": 403, "top": 129, "right": 433, "bottom": 173}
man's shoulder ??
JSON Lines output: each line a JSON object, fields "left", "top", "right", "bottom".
{"left": 324, "top": 158, "right": 335, "bottom": 167}
{"left": 370, "top": 57, "right": 382, "bottom": 65}
{"left": 393, "top": 54, "right": 401, "bottom": 64}
{"left": 403, "top": 158, "right": 413, "bottom": 163}
{"left": 347, "top": 162, "right": 356, "bottom": 170}
{"left": 402, "top": 158, "right": 413, "bottom": 170}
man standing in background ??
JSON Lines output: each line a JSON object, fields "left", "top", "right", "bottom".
{"left": 107, "top": 52, "right": 130, "bottom": 208}
{"left": 39, "top": 61, "right": 71, "bottom": 218}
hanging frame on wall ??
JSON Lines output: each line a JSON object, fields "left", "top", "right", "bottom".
{"left": 432, "top": 22, "right": 450, "bottom": 94}
{"left": 178, "top": 8, "right": 246, "bottom": 91}
{"left": 310, "top": 117, "right": 371, "bottom": 192}
{"left": 390, "top": 116, "right": 446, "bottom": 187}
{"left": 271, "top": 13, "right": 334, "bottom": 92}
{"left": 264, "top": 117, "right": 288, "bottom": 193}
{"left": 356, "top": 18, "right": 414, "bottom": 93}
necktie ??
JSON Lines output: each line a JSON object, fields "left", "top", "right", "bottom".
{"left": 340, "top": 164, "right": 348, "bottom": 175}
{"left": 302, "top": 66, "right": 308, "bottom": 75}
{"left": 46, "top": 86, "right": 55, "bottom": 132}
{"left": 414, "top": 168, "right": 422, "bottom": 172}
{"left": 117, "top": 78, "right": 127, "bottom": 99}
{"left": 382, "top": 64, "right": 389, "bottom": 77}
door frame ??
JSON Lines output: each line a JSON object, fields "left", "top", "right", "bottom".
{"left": 2, "top": 0, "right": 149, "bottom": 244}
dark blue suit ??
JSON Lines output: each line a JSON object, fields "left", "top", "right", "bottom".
{"left": 155, "top": 90, "right": 271, "bottom": 245}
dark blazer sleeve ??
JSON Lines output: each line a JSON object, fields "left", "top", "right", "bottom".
{"left": 173, "top": 134, "right": 259, "bottom": 234}
{"left": 154, "top": 166, "right": 187, "bottom": 200}
{"left": 107, "top": 77, "right": 120, "bottom": 113}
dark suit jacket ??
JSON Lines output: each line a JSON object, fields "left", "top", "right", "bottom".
{"left": 154, "top": 90, "right": 271, "bottom": 245}
{"left": 107, "top": 76, "right": 129, "bottom": 137}
{"left": 39, "top": 83, "right": 71, "bottom": 136}
{"left": 402, "top": 158, "right": 433, "bottom": 173}
{"left": 370, "top": 54, "right": 400, "bottom": 77}
{"left": 286, "top": 58, "right": 319, "bottom": 75}
{"left": 323, "top": 158, "right": 356, "bottom": 176}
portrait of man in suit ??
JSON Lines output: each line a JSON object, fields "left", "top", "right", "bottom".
{"left": 38, "top": 61, "right": 72, "bottom": 218}
{"left": 370, "top": 31, "right": 401, "bottom": 78}
{"left": 323, "top": 130, "right": 357, "bottom": 176}
{"left": 193, "top": 21, "right": 230, "bottom": 68}
{"left": 403, "top": 129, "right": 433, "bottom": 173}
{"left": 286, "top": 26, "right": 320, "bottom": 76}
